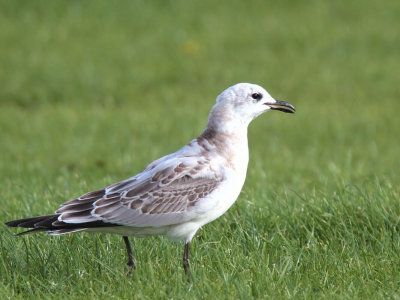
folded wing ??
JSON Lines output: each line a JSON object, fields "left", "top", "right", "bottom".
{"left": 56, "top": 157, "right": 221, "bottom": 228}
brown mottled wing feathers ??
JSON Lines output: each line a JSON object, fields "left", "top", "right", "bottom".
{"left": 92, "top": 176, "right": 220, "bottom": 226}
{"left": 119, "top": 176, "right": 219, "bottom": 215}
{"left": 57, "top": 160, "right": 221, "bottom": 227}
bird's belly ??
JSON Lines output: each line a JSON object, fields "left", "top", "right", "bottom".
{"left": 86, "top": 225, "right": 170, "bottom": 237}
{"left": 189, "top": 170, "right": 245, "bottom": 223}
{"left": 164, "top": 172, "right": 246, "bottom": 241}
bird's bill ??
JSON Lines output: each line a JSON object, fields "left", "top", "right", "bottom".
{"left": 266, "top": 100, "right": 296, "bottom": 113}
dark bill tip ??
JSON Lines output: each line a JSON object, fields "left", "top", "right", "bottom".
{"left": 266, "top": 100, "right": 296, "bottom": 113}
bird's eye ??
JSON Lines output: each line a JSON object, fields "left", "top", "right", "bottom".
{"left": 251, "top": 93, "right": 262, "bottom": 100}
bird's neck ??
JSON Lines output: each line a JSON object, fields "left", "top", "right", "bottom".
{"left": 197, "top": 106, "right": 249, "bottom": 172}
{"left": 205, "top": 104, "right": 251, "bottom": 137}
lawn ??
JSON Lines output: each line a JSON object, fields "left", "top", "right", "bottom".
{"left": 1, "top": 0, "right": 400, "bottom": 298}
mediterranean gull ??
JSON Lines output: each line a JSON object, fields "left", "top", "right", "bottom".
{"left": 6, "top": 83, "right": 295, "bottom": 276}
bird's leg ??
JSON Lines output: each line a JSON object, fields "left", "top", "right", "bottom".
{"left": 183, "top": 241, "right": 190, "bottom": 278}
{"left": 123, "top": 236, "right": 135, "bottom": 275}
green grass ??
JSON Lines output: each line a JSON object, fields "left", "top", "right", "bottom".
{"left": 1, "top": 0, "right": 400, "bottom": 298}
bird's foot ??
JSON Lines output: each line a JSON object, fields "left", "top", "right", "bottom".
{"left": 125, "top": 261, "right": 136, "bottom": 276}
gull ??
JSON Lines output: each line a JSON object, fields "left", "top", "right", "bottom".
{"left": 5, "top": 83, "right": 295, "bottom": 276}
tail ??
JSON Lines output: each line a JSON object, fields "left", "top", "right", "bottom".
{"left": 5, "top": 214, "right": 120, "bottom": 236}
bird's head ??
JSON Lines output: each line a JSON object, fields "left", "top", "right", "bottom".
{"left": 214, "top": 83, "right": 295, "bottom": 125}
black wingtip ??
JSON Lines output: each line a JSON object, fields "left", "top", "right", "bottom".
{"left": 15, "top": 228, "right": 46, "bottom": 236}
{"left": 5, "top": 215, "right": 58, "bottom": 228}
{"left": 6, "top": 214, "right": 121, "bottom": 236}
{"left": 5, "top": 220, "right": 24, "bottom": 227}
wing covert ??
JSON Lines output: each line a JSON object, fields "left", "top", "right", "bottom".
{"left": 56, "top": 157, "right": 222, "bottom": 227}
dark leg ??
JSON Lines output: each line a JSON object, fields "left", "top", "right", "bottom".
{"left": 183, "top": 241, "right": 190, "bottom": 277}
{"left": 123, "top": 236, "right": 135, "bottom": 275}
